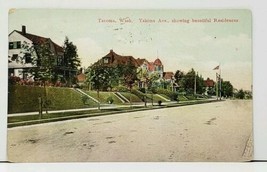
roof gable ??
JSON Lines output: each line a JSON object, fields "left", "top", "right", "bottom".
{"left": 14, "top": 30, "right": 63, "bottom": 53}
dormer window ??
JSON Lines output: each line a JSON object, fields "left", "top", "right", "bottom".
{"left": 103, "top": 57, "right": 109, "bottom": 64}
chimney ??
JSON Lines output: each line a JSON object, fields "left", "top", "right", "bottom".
{"left": 110, "top": 49, "right": 114, "bottom": 62}
{"left": 22, "top": 25, "right": 26, "bottom": 35}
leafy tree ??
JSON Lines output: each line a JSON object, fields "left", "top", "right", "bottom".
{"left": 207, "top": 86, "right": 216, "bottom": 96}
{"left": 137, "top": 68, "right": 160, "bottom": 106}
{"left": 235, "top": 89, "right": 245, "bottom": 99}
{"left": 196, "top": 74, "right": 205, "bottom": 94}
{"left": 63, "top": 37, "right": 81, "bottom": 85}
{"left": 30, "top": 42, "right": 58, "bottom": 83}
{"left": 22, "top": 41, "right": 59, "bottom": 115}
{"left": 121, "top": 64, "right": 137, "bottom": 90}
{"left": 221, "top": 81, "right": 234, "bottom": 98}
{"left": 87, "top": 65, "right": 114, "bottom": 95}
{"left": 181, "top": 68, "right": 196, "bottom": 94}
{"left": 174, "top": 70, "right": 184, "bottom": 86}
{"left": 180, "top": 68, "right": 205, "bottom": 95}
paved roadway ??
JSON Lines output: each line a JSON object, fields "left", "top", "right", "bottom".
{"left": 7, "top": 100, "right": 252, "bottom": 162}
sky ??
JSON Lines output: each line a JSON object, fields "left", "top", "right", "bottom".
{"left": 9, "top": 9, "right": 252, "bottom": 90}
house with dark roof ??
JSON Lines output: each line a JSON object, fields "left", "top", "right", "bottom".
{"left": 8, "top": 26, "right": 64, "bottom": 80}
{"left": 93, "top": 50, "right": 178, "bottom": 91}
{"left": 94, "top": 49, "right": 139, "bottom": 67}
{"left": 204, "top": 78, "right": 215, "bottom": 87}
{"left": 204, "top": 77, "right": 216, "bottom": 95}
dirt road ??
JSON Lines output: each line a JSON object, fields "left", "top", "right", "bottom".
{"left": 8, "top": 100, "right": 252, "bottom": 162}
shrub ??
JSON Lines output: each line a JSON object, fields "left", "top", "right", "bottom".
{"left": 8, "top": 76, "right": 21, "bottom": 85}
{"left": 138, "top": 88, "right": 146, "bottom": 93}
{"left": 113, "top": 85, "right": 129, "bottom": 92}
{"left": 106, "top": 96, "right": 114, "bottom": 104}
{"left": 154, "top": 88, "right": 178, "bottom": 101}
{"left": 81, "top": 95, "right": 89, "bottom": 105}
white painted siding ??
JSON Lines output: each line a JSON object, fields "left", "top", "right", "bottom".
{"left": 8, "top": 31, "right": 38, "bottom": 78}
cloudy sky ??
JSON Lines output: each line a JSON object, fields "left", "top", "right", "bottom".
{"left": 9, "top": 9, "right": 252, "bottom": 90}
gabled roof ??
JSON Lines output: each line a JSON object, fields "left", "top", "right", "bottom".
{"left": 136, "top": 58, "right": 147, "bottom": 66}
{"left": 14, "top": 30, "right": 63, "bottom": 53}
{"left": 100, "top": 50, "right": 139, "bottom": 67}
{"left": 147, "top": 62, "right": 155, "bottom": 71}
{"left": 77, "top": 73, "right": 86, "bottom": 82}
{"left": 204, "top": 78, "right": 215, "bottom": 87}
{"left": 154, "top": 58, "right": 162, "bottom": 66}
{"left": 163, "top": 72, "right": 174, "bottom": 80}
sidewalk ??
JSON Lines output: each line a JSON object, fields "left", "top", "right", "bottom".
{"left": 8, "top": 101, "right": 178, "bottom": 117}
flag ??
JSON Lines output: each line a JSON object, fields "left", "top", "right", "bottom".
{"left": 213, "top": 65, "right": 219, "bottom": 70}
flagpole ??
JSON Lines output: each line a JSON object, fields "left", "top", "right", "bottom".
{"left": 213, "top": 64, "right": 220, "bottom": 100}
{"left": 219, "top": 63, "right": 222, "bottom": 100}
{"left": 216, "top": 72, "right": 218, "bottom": 100}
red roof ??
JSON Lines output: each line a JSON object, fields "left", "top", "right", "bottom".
{"left": 77, "top": 73, "right": 86, "bottom": 82}
{"left": 204, "top": 78, "right": 215, "bottom": 87}
{"left": 154, "top": 58, "right": 162, "bottom": 66}
{"left": 163, "top": 72, "right": 174, "bottom": 80}
{"left": 147, "top": 62, "right": 155, "bottom": 71}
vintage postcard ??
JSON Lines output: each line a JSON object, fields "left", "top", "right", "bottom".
{"left": 7, "top": 9, "right": 252, "bottom": 162}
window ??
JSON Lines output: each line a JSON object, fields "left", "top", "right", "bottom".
{"left": 17, "top": 41, "right": 21, "bottom": 49}
{"left": 57, "top": 56, "right": 63, "bottom": 66}
{"left": 103, "top": 58, "right": 109, "bottom": 64}
{"left": 25, "top": 53, "right": 32, "bottom": 64}
{"left": 9, "top": 41, "right": 21, "bottom": 49}
{"left": 11, "top": 54, "right": 18, "bottom": 61}
{"left": 9, "top": 42, "right": 14, "bottom": 49}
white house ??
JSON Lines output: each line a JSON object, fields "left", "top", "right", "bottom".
{"left": 8, "top": 26, "right": 64, "bottom": 80}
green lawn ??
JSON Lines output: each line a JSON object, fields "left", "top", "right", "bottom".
{"left": 8, "top": 85, "right": 98, "bottom": 113}
{"left": 119, "top": 92, "right": 143, "bottom": 102}
{"left": 146, "top": 94, "right": 168, "bottom": 102}
{"left": 85, "top": 91, "right": 123, "bottom": 104}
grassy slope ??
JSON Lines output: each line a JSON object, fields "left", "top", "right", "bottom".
{"left": 8, "top": 85, "right": 97, "bottom": 113}
{"left": 119, "top": 92, "right": 143, "bottom": 102}
{"left": 85, "top": 91, "right": 123, "bottom": 104}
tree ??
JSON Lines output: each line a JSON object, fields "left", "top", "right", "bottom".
{"left": 235, "top": 89, "right": 245, "bottom": 99}
{"left": 120, "top": 64, "right": 138, "bottom": 106}
{"left": 118, "top": 64, "right": 137, "bottom": 90}
{"left": 63, "top": 37, "right": 80, "bottom": 85}
{"left": 174, "top": 70, "right": 184, "bottom": 87}
{"left": 87, "top": 65, "right": 114, "bottom": 95}
{"left": 22, "top": 41, "right": 59, "bottom": 115}
{"left": 137, "top": 68, "right": 160, "bottom": 106}
{"left": 181, "top": 68, "right": 196, "bottom": 94}
{"left": 196, "top": 74, "right": 205, "bottom": 94}
{"left": 30, "top": 42, "right": 58, "bottom": 84}
{"left": 180, "top": 68, "right": 205, "bottom": 95}
{"left": 221, "top": 81, "right": 233, "bottom": 98}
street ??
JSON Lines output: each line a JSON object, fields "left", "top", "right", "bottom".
{"left": 7, "top": 100, "right": 252, "bottom": 162}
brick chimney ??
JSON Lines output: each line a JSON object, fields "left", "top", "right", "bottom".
{"left": 22, "top": 25, "right": 26, "bottom": 35}
{"left": 110, "top": 49, "right": 114, "bottom": 62}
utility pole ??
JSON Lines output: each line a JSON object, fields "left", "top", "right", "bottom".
{"left": 194, "top": 71, "right": 197, "bottom": 95}
{"left": 216, "top": 73, "right": 218, "bottom": 100}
